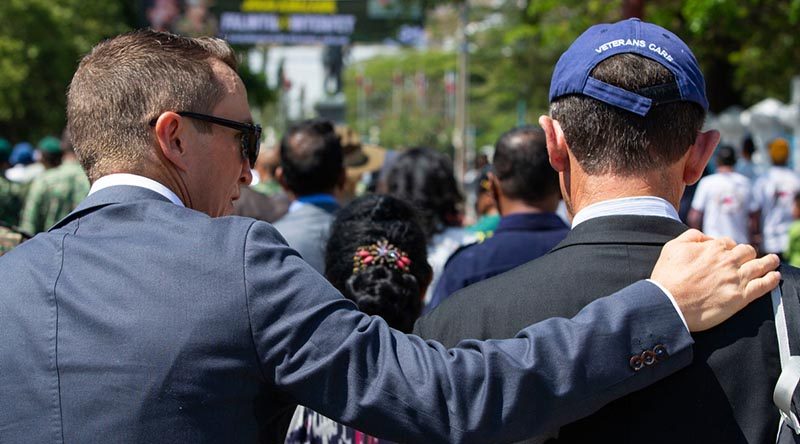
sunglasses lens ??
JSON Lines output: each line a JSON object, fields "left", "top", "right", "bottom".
{"left": 239, "top": 134, "right": 250, "bottom": 164}
{"left": 250, "top": 126, "right": 261, "bottom": 165}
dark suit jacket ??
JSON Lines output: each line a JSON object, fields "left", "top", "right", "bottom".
{"left": 0, "top": 188, "right": 695, "bottom": 443}
{"left": 415, "top": 215, "right": 781, "bottom": 443}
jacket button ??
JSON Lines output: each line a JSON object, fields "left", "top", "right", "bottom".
{"left": 630, "top": 355, "right": 644, "bottom": 371}
{"left": 642, "top": 350, "right": 657, "bottom": 366}
{"left": 653, "top": 344, "right": 669, "bottom": 361}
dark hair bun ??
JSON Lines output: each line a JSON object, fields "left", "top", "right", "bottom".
{"left": 345, "top": 267, "right": 421, "bottom": 333}
{"left": 325, "top": 194, "right": 432, "bottom": 333}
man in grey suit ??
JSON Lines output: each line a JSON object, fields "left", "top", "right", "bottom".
{"left": 0, "top": 29, "right": 779, "bottom": 443}
{"left": 273, "top": 119, "right": 343, "bottom": 273}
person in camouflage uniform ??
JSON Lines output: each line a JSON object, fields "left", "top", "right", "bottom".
{"left": 0, "top": 137, "right": 26, "bottom": 228}
{"left": 0, "top": 137, "right": 27, "bottom": 255}
{"left": 19, "top": 136, "right": 89, "bottom": 234}
{"left": 0, "top": 225, "right": 26, "bottom": 256}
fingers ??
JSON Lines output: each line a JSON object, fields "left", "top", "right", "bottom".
{"left": 729, "top": 243, "right": 757, "bottom": 266}
{"left": 739, "top": 253, "right": 780, "bottom": 281}
{"left": 739, "top": 254, "right": 781, "bottom": 305}
{"left": 744, "top": 271, "right": 782, "bottom": 304}
{"left": 716, "top": 236, "right": 737, "bottom": 250}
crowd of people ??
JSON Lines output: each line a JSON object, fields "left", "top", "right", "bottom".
{"left": 687, "top": 137, "right": 800, "bottom": 266}
{"left": 0, "top": 17, "right": 793, "bottom": 444}
{"left": 0, "top": 133, "right": 89, "bottom": 254}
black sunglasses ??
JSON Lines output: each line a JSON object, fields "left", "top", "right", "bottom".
{"left": 149, "top": 111, "right": 261, "bottom": 165}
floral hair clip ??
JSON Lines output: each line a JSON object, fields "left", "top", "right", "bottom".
{"left": 353, "top": 239, "right": 412, "bottom": 274}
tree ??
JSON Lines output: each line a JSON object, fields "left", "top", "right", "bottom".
{"left": 0, "top": 0, "right": 133, "bottom": 142}
{"left": 346, "top": 0, "right": 800, "bottom": 151}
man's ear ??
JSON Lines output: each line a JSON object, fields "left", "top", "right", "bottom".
{"left": 154, "top": 112, "right": 190, "bottom": 172}
{"left": 487, "top": 171, "right": 501, "bottom": 200}
{"left": 539, "top": 115, "right": 569, "bottom": 173}
{"left": 683, "top": 129, "right": 720, "bottom": 185}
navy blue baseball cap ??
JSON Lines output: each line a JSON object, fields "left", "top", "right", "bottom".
{"left": 549, "top": 18, "right": 708, "bottom": 116}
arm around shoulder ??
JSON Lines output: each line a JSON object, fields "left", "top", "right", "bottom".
{"left": 243, "top": 221, "right": 692, "bottom": 443}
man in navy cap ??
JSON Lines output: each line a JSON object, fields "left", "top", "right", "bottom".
{"left": 416, "top": 18, "right": 784, "bottom": 443}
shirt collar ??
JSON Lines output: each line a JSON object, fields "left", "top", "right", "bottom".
{"left": 571, "top": 196, "right": 680, "bottom": 228}
{"left": 89, "top": 173, "right": 185, "bottom": 207}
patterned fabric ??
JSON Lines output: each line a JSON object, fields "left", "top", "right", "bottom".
{"left": 467, "top": 213, "right": 501, "bottom": 240}
{"left": 19, "top": 160, "right": 89, "bottom": 234}
{"left": 285, "top": 406, "right": 395, "bottom": 444}
{"left": 0, "top": 176, "right": 26, "bottom": 227}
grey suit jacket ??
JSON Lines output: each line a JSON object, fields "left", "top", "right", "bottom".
{"left": 273, "top": 202, "right": 338, "bottom": 273}
{"left": 415, "top": 215, "right": 781, "bottom": 443}
{"left": 0, "top": 187, "right": 694, "bottom": 443}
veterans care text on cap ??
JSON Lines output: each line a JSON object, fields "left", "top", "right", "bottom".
{"left": 594, "top": 39, "right": 675, "bottom": 63}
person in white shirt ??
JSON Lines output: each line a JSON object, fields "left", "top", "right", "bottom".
{"left": 735, "top": 136, "right": 758, "bottom": 181}
{"left": 753, "top": 137, "right": 800, "bottom": 256}
{"left": 689, "top": 145, "right": 758, "bottom": 244}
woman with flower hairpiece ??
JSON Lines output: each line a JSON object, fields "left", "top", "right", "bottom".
{"left": 285, "top": 194, "right": 432, "bottom": 444}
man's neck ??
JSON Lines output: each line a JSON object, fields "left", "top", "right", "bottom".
{"left": 568, "top": 173, "right": 682, "bottom": 217}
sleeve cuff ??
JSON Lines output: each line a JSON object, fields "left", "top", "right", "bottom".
{"left": 645, "top": 278, "right": 689, "bottom": 332}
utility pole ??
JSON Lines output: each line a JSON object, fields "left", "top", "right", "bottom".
{"left": 453, "top": 0, "right": 469, "bottom": 185}
{"left": 792, "top": 76, "right": 800, "bottom": 172}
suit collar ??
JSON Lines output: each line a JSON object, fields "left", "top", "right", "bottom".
{"left": 49, "top": 185, "right": 172, "bottom": 231}
{"left": 551, "top": 215, "right": 687, "bottom": 252}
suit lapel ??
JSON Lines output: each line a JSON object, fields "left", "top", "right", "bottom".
{"left": 551, "top": 215, "right": 688, "bottom": 253}
{"left": 50, "top": 186, "right": 173, "bottom": 231}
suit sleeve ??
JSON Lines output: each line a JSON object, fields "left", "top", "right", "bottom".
{"left": 242, "top": 221, "right": 694, "bottom": 443}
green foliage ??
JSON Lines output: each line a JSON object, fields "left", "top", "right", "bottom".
{"left": 348, "top": 0, "right": 800, "bottom": 151}
{"left": 345, "top": 50, "right": 457, "bottom": 149}
{"left": 236, "top": 49, "right": 277, "bottom": 109}
{"left": 0, "top": 0, "right": 131, "bottom": 142}
{"left": 676, "top": 0, "right": 800, "bottom": 107}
